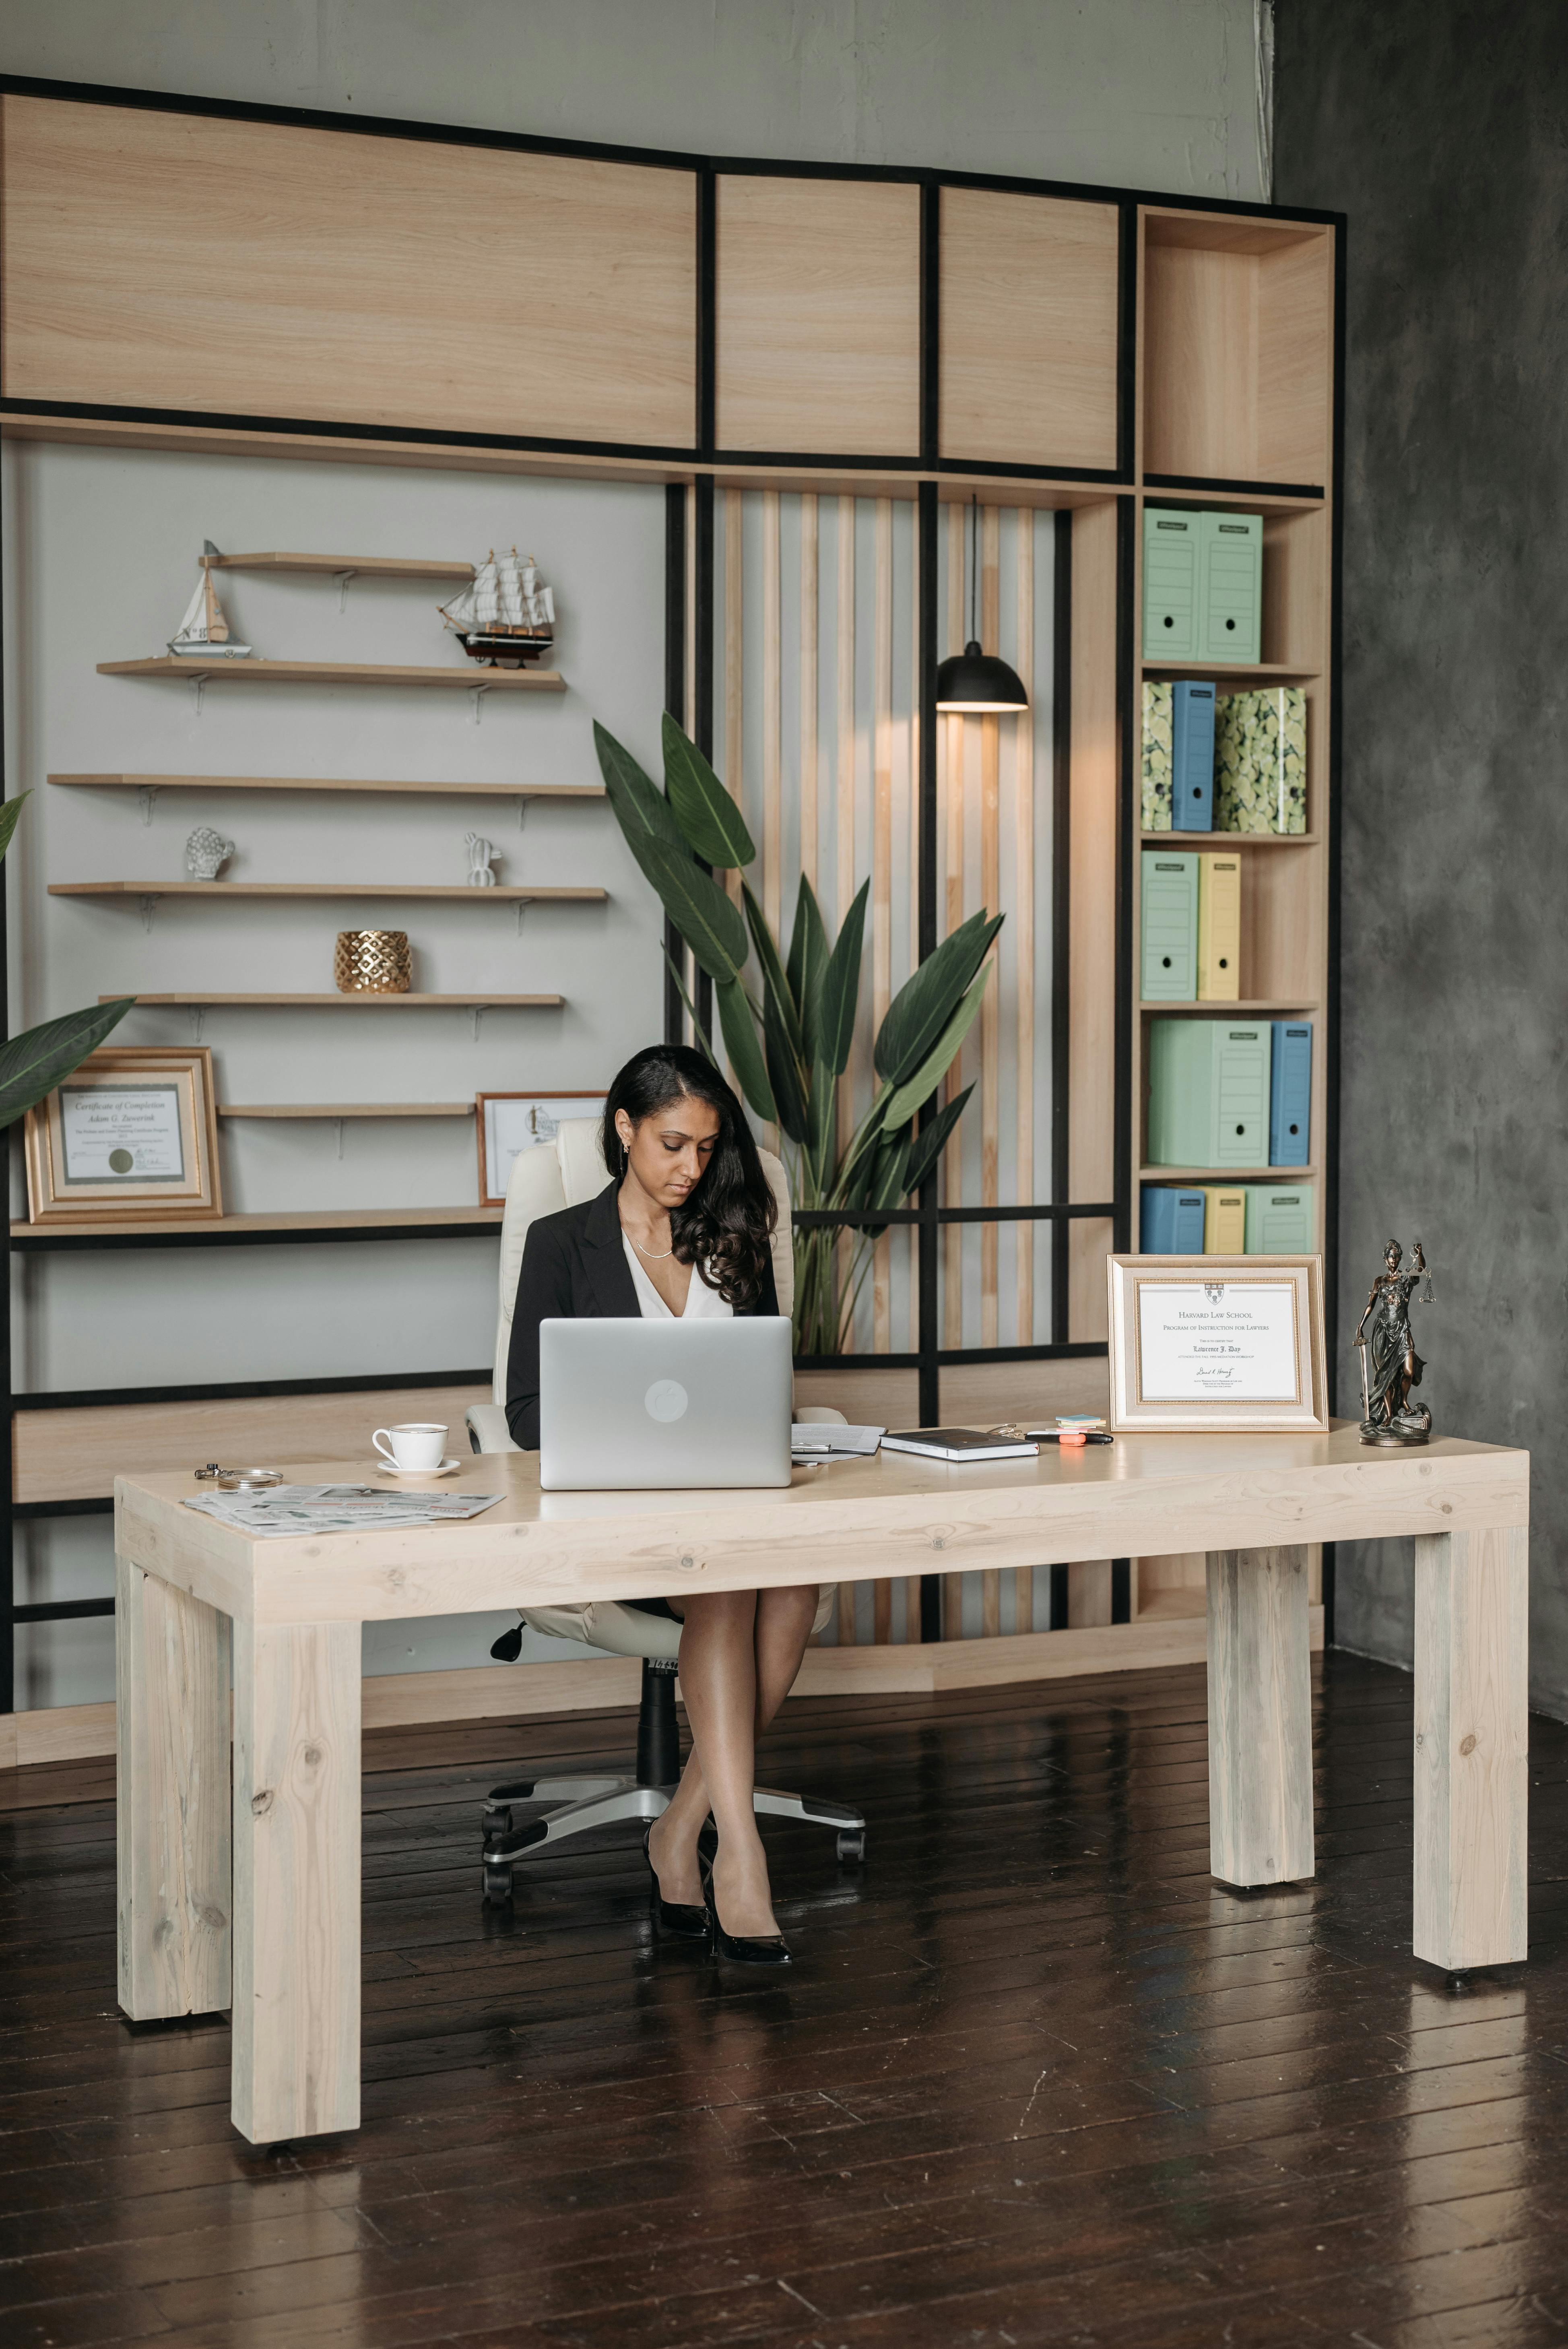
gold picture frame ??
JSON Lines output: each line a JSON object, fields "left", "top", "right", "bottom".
{"left": 1106, "top": 1253, "right": 1329, "bottom": 1433}
{"left": 475, "top": 1091, "right": 607, "bottom": 1207}
{"left": 25, "top": 1045, "right": 223, "bottom": 1224}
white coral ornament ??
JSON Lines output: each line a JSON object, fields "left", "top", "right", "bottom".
{"left": 185, "top": 826, "right": 234, "bottom": 881}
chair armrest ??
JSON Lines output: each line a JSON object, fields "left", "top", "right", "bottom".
{"left": 466, "top": 1403, "right": 522, "bottom": 1455}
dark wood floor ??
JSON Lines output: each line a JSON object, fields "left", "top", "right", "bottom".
{"left": 4, "top": 1651, "right": 1568, "bottom": 2348}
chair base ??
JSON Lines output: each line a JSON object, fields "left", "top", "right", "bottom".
{"left": 480, "top": 1651, "right": 867, "bottom": 1905}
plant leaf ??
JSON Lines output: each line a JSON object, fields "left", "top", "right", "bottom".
{"left": 900, "top": 1084, "right": 974, "bottom": 1197}
{"left": 593, "top": 721, "right": 684, "bottom": 851}
{"left": 0, "top": 792, "right": 31, "bottom": 868}
{"left": 786, "top": 875, "right": 830, "bottom": 1065}
{"left": 662, "top": 950, "right": 718, "bottom": 1067}
{"left": 762, "top": 986, "right": 809, "bottom": 1146}
{"left": 881, "top": 962, "right": 993, "bottom": 1131}
{"left": 743, "top": 882, "right": 805, "bottom": 1065}
{"left": 714, "top": 975, "right": 777, "bottom": 1124}
{"left": 640, "top": 837, "right": 749, "bottom": 983}
{"left": 873, "top": 907, "right": 1002, "bottom": 1085}
{"left": 819, "top": 878, "right": 869, "bottom": 1078}
{"left": 662, "top": 714, "right": 757, "bottom": 869}
{"left": 0, "top": 997, "right": 136, "bottom": 1130}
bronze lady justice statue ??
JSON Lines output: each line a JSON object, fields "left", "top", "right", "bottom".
{"left": 1353, "top": 1239, "right": 1434, "bottom": 1445}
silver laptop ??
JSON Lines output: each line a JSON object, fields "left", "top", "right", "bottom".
{"left": 538, "top": 1317, "right": 794, "bottom": 1490}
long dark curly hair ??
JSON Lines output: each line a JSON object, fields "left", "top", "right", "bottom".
{"left": 601, "top": 1044, "right": 777, "bottom": 1307}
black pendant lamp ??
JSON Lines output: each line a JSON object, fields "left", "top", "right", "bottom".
{"left": 935, "top": 494, "right": 1030, "bottom": 714}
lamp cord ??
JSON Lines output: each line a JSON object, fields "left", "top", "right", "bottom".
{"left": 969, "top": 493, "right": 978, "bottom": 645}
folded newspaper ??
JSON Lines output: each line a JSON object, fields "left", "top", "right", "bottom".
{"left": 184, "top": 1482, "right": 503, "bottom": 1539}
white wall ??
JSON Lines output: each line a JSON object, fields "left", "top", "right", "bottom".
{"left": 5, "top": 439, "right": 666, "bottom": 1703}
{"left": 3, "top": 0, "right": 1271, "bottom": 198}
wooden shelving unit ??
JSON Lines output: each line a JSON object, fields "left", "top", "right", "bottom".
{"left": 11, "top": 1205, "right": 503, "bottom": 1251}
{"left": 200, "top": 551, "right": 474, "bottom": 580}
{"left": 102, "top": 991, "right": 563, "bottom": 1008}
{"left": 96, "top": 657, "right": 564, "bottom": 690}
{"left": 53, "top": 881, "right": 605, "bottom": 904}
{"left": 51, "top": 774, "right": 603, "bottom": 801}
{"left": 1131, "top": 202, "right": 1337, "bottom": 1639}
{"left": 219, "top": 1102, "right": 474, "bottom": 1119}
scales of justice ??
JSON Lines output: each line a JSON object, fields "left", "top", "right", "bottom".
{"left": 1353, "top": 1238, "right": 1436, "bottom": 1445}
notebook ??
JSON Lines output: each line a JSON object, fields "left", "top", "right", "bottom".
{"left": 881, "top": 1428, "right": 1039, "bottom": 1463}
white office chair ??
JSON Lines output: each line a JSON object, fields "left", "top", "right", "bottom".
{"left": 466, "top": 1118, "right": 866, "bottom": 1906}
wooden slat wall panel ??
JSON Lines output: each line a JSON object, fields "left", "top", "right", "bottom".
{"left": 1069, "top": 500, "right": 1119, "bottom": 1343}
{"left": 872, "top": 499, "right": 895, "bottom": 1358}
{"left": 723, "top": 488, "right": 746, "bottom": 909}
{"left": 1015, "top": 512, "right": 1036, "bottom": 1348}
{"left": 762, "top": 492, "right": 782, "bottom": 943}
{"left": 943, "top": 510, "right": 967, "bottom": 1348}
{"left": 0, "top": 97, "right": 696, "bottom": 447}
{"left": 715, "top": 176, "right": 921, "bottom": 456}
{"left": 14, "top": 1387, "right": 490, "bottom": 1506}
{"left": 979, "top": 505, "right": 1002, "bottom": 1349}
{"left": 940, "top": 190, "right": 1120, "bottom": 472}
{"left": 799, "top": 495, "right": 819, "bottom": 894}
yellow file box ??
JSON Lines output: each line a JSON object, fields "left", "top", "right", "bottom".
{"left": 1203, "top": 1185, "right": 1247, "bottom": 1253}
{"left": 1197, "top": 852, "right": 1241, "bottom": 1001}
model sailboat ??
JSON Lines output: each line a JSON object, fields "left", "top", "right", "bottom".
{"left": 438, "top": 547, "right": 555, "bottom": 667}
{"left": 169, "top": 543, "right": 251, "bottom": 658}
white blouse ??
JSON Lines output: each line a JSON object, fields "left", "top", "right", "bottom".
{"left": 622, "top": 1234, "right": 734, "bottom": 1322}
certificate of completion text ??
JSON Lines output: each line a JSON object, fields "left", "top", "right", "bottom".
{"left": 59, "top": 1084, "right": 186, "bottom": 1184}
{"left": 1136, "top": 1279, "right": 1300, "bottom": 1404}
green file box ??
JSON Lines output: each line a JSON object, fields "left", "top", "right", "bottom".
{"left": 1140, "top": 850, "right": 1197, "bottom": 1000}
{"left": 1141, "top": 680, "right": 1173, "bottom": 829}
{"left": 1244, "top": 1182, "right": 1315, "bottom": 1254}
{"left": 1199, "top": 510, "right": 1262, "bottom": 662}
{"left": 1146, "top": 1017, "right": 1273, "bottom": 1168}
{"left": 1143, "top": 509, "right": 1199, "bottom": 658}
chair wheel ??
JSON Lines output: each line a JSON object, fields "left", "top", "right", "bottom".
{"left": 483, "top": 1863, "right": 514, "bottom": 1907}
{"left": 836, "top": 1830, "right": 866, "bottom": 1863}
{"left": 483, "top": 1805, "right": 513, "bottom": 1844}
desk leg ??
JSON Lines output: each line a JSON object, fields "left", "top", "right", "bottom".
{"left": 1413, "top": 1525, "right": 1528, "bottom": 1972}
{"left": 116, "top": 1557, "right": 233, "bottom": 2019}
{"left": 232, "top": 1620, "right": 360, "bottom": 2144}
{"left": 1206, "top": 1545, "right": 1314, "bottom": 1887}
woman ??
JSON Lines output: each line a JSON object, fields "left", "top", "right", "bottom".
{"left": 506, "top": 1043, "right": 817, "bottom": 1966}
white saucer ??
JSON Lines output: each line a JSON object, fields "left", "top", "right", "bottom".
{"left": 374, "top": 1455, "right": 463, "bottom": 1478}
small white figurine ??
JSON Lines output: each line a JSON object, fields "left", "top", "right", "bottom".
{"left": 185, "top": 825, "right": 234, "bottom": 881}
{"left": 465, "top": 832, "right": 499, "bottom": 888}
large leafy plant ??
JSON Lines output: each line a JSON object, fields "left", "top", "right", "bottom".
{"left": 0, "top": 797, "right": 135, "bottom": 1130}
{"left": 594, "top": 717, "right": 1001, "bottom": 1354}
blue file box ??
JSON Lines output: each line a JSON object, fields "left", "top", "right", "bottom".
{"left": 1269, "top": 1021, "right": 1312, "bottom": 1165}
{"left": 1140, "top": 1185, "right": 1207, "bottom": 1254}
{"left": 1170, "top": 681, "right": 1217, "bottom": 830}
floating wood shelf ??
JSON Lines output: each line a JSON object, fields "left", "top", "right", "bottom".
{"left": 1138, "top": 998, "right": 1319, "bottom": 1014}
{"left": 11, "top": 1205, "right": 504, "bottom": 1252}
{"left": 50, "top": 774, "right": 604, "bottom": 801}
{"left": 96, "top": 658, "right": 564, "bottom": 690}
{"left": 1140, "top": 831, "right": 1317, "bottom": 849}
{"left": 53, "top": 881, "right": 606, "bottom": 903}
{"left": 1140, "top": 660, "right": 1320, "bottom": 683}
{"left": 1139, "top": 1165, "right": 1318, "bottom": 1183}
{"left": 219, "top": 1103, "right": 474, "bottom": 1119}
{"left": 200, "top": 551, "right": 474, "bottom": 580}
{"left": 104, "top": 992, "right": 563, "bottom": 1009}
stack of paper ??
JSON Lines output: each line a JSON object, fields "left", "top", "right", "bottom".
{"left": 184, "top": 1483, "right": 503, "bottom": 1539}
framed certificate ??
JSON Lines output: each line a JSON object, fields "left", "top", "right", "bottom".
{"left": 25, "top": 1046, "right": 222, "bottom": 1223}
{"left": 476, "top": 1091, "right": 606, "bottom": 1207}
{"left": 1106, "top": 1254, "right": 1328, "bottom": 1432}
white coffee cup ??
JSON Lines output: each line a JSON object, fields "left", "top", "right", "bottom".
{"left": 373, "top": 1422, "right": 448, "bottom": 1471}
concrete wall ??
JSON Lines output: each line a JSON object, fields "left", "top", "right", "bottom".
{"left": 2, "top": 0, "right": 1271, "bottom": 196}
{"left": 1275, "top": 1, "right": 1568, "bottom": 1709}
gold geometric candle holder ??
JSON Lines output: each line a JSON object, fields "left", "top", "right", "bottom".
{"left": 334, "top": 928, "right": 412, "bottom": 993}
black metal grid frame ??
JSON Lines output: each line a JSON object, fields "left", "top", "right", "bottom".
{"left": 0, "top": 71, "right": 1346, "bottom": 1709}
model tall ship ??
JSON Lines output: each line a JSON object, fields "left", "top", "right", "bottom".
{"left": 439, "top": 547, "right": 555, "bottom": 667}
{"left": 169, "top": 544, "right": 251, "bottom": 658}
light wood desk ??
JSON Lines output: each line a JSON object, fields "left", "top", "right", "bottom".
{"left": 113, "top": 1426, "right": 1529, "bottom": 2146}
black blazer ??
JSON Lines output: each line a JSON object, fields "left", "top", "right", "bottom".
{"left": 505, "top": 1179, "right": 781, "bottom": 1449}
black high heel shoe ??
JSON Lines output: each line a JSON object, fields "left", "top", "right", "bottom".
{"left": 643, "top": 1824, "right": 710, "bottom": 1940}
{"left": 702, "top": 1864, "right": 792, "bottom": 1967}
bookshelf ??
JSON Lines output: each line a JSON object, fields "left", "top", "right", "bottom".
{"left": 95, "top": 657, "right": 564, "bottom": 689}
